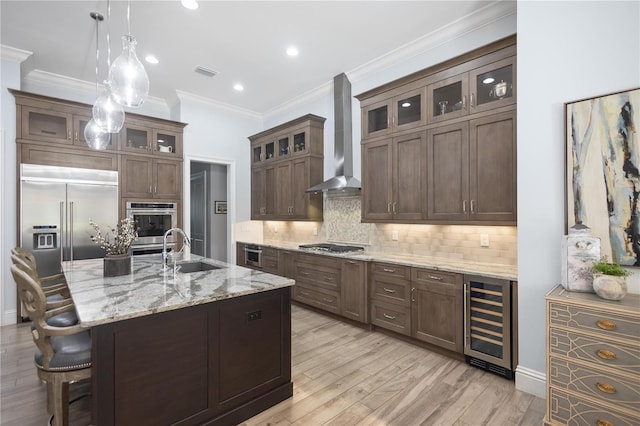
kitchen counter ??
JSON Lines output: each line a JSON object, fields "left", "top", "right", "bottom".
{"left": 240, "top": 240, "right": 518, "bottom": 280}
{"left": 62, "top": 253, "right": 294, "bottom": 425}
{"left": 62, "top": 253, "right": 295, "bottom": 327}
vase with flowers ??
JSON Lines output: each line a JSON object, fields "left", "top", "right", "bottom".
{"left": 89, "top": 217, "right": 138, "bottom": 277}
{"left": 591, "top": 256, "right": 631, "bottom": 300}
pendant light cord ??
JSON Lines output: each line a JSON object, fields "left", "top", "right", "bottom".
{"left": 94, "top": 14, "right": 100, "bottom": 95}
{"left": 106, "top": 0, "right": 111, "bottom": 72}
{"left": 127, "top": 0, "right": 131, "bottom": 35}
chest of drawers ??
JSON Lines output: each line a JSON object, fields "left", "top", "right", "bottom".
{"left": 545, "top": 285, "right": 640, "bottom": 426}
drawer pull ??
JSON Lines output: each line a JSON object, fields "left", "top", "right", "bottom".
{"left": 301, "top": 271, "right": 310, "bottom": 275}
{"left": 322, "top": 298, "right": 334, "bottom": 303}
{"left": 596, "top": 349, "right": 617, "bottom": 360}
{"left": 596, "top": 382, "right": 617, "bottom": 394}
{"left": 383, "top": 313, "right": 396, "bottom": 320}
{"left": 300, "top": 291, "right": 310, "bottom": 296}
{"left": 383, "top": 268, "right": 395, "bottom": 273}
{"left": 324, "top": 276, "right": 334, "bottom": 281}
{"left": 427, "top": 275, "right": 443, "bottom": 281}
{"left": 597, "top": 420, "right": 614, "bottom": 426}
{"left": 382, "top": 287, "right": 396, "bottom": 293}
{"left": 596, "top": 319, "right": 617, "bottom": 330}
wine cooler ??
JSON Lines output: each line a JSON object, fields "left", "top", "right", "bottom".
{"left": 464, "top": 275, "right": 516, "bottom": 379}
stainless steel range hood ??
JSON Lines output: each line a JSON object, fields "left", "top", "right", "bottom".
{"left": 306, "top": 73, "right": 361, "bottom": 193}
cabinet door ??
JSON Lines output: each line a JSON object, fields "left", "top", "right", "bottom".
{"left": 275, "top": 162, "right": 292, "bottom": 217}
{"left": 412, "top": 270, "right": 463, "bottom": 353}
{"left": 154, "top": 159, "right": 181, "bottom": 199}
{"left": 122, "top": 123, "right": 152, "bottom": 153}
{"left": 280, "top": 251, "right": 296, "bottom": 279}
{"left": 427, "top": 122, "right": 469, "bottom": 222}
{"left": 21, "top": 106, "right": 73, "bottom": 144}
{"left": 251, "top": 167, "right": 266, "bottom": 219}
{"left": 393, "top": 87, "right": 427, "bottom": 132}
{"left": 469, "top": 110, "right": 516, "bottom": 223}
{"left": 153, "top": 129, "right": 182, "bottom": 157}
{"left": 393, "top": 132, "right": 426, "bottom": 221}
{"left": 290, "top": 128, "right": 309, "bottom": 157}
{"left": 264, "top": 165, "right": 277, "bottom": 218}
{"left": 341, "top": 259, "right": 367, "bottom": 323}
{"left": 469, "top": 56, "right": 516, "bottom": 114}
{"left": 122, "top": 156, "right": 153, "bottom": 198}
{"left": 362, "top": 140, "right": 393, "bottom": 221}
{"left": 290, "top": 158, "right": 309, "bottom": 219}
{"left": 73, "top": 114, "right": 119, "bottom": 151}
{"left": 362, "top": 99, "right": 392, "bottom": 139}
{"left": 427, "top": 73, "right": 469, "bottom": 124}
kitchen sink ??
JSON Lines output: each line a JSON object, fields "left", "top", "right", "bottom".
{"left": 176, "top": 261, "right": 222, "bottom": 273}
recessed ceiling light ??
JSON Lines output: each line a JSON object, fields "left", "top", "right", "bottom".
{"left": 482, "top": 77, "right": 495, "bottom": 84}
{"left": 233, "top": 83, "right": 244, "bottom": 92}
{"left": 401, "top": 102, "right": 411, "bottom": 108}
{"left": 145, "top": 55, "right": 158, "bottom": 64}
{"left": 286, "top": 46, "right": 299, "bottom": 57}
{"left": 181, "top": 0, "right": 199, "bottom": 10}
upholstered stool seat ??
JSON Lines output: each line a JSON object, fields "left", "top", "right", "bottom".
{"left": 34, "top": 330, "right": 92, "bottom": 371}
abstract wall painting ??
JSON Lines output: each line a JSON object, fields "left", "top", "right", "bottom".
{"left": 566, "top": 88, "right": 640, "bottom": 266}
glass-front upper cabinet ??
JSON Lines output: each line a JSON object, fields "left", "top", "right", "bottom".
{"left": 291, "top": 129, "right": 308, "bottom": 155}
{"left": 252, "top": 137, "right": 276, "bottom": 164}
{"left": 74, "top": 115, "right": 118, "bottom": 150}
{"left": 361, "top": 87, "right": 426, "bottom": 139}
{"left": 428, "top": 74, "right": 469, "bottom": 124}
{"left": 122, "top": 124, "right": 152, "bottom": 152}
{"left": 469, "top": 56, "right": 516, "bottom": 113}
{"left": 278, "top": 135, "right": 290, "bottom": 158}
{"left": 21, "top": 106, "right": 73, "bottom": 145}
{"left": 153, "top": 130, "right": 181, "bottom": 156}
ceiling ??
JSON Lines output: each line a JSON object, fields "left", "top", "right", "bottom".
{"left": 1, "top": 1, "right": 504, "bottom": 115}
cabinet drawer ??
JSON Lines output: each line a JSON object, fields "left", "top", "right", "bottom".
{"left": 295, "top": 263, "right": 340, "bottom": 291}
{"left": 263, "top": 247, "right": 279, "bottom": 258}
{"left": 370, "top": 300, "right": 411, "bottom": 336}
{"left": 412, "top": 268, "right": 461, "bottom": 286}
{"left": 263, "top": 256, "right": 279, "bottom": 274}
{"left": 549, "top": 357, "right": 640, "bottom": 412}
{"left": 296, "top": 253, "right": 339, "bottom": 269}
{"left": 372, "top": 262, "right": 411, "bottom": 280}
{"left": 370, "top": 276, "right": 410, "bottom": 306}
{"left": 549, "top": 328, "right": 640, "bottom": 376}
{"left": 549, "top": 301, "right": 640, "bottom": 342}
{"left": 294, "top": 285, "right": 340, "bottom": 314}
{"left": 548, "top": 387, "right": 640, "bottom": 426}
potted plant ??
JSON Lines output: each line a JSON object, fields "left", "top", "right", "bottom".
{"left": 89, "top": 217, "right": 138, "bottom": 277}
{"left": 591, "top": 256, "right": 630, "bottom": 300}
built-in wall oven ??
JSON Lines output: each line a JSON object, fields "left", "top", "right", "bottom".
{"left": 244, "top": 244, "right": 263, "bottom": 268}
{"left": 125, "top": 202, "right": 178, "bottom": 254}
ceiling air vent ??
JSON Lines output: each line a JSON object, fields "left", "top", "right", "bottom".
{"left": 194, "top": 66, "right": 218, "bottom": 77}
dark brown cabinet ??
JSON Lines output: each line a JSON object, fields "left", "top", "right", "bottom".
{"left": 362, "top": 131, "right": 426, "bottom": 221}
{"left": 411, "top": 268, "right": 463, "bottom": 353}
{"left": 427, "top": 110, "right": 516, "bottom": 224}
{"left": 121, "top": 156, "right": 182, "bottom": 199}
{"left": 249, "top": 115, "right": 324, "bottom": 221}
{"left": 340, "top": 259, "right": 368, "bottom": 323}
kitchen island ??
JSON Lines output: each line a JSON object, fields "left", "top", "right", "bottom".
{"left": 62, "top": 253, "right": 294, "bottom": 426}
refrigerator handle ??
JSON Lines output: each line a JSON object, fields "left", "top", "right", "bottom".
{"left": 69, "top": 202, "right": 74, "bottom": 261}
{"left": 60, "top": 201, "right": 65, "bottom": 265}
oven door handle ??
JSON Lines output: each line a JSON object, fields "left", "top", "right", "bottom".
{"left": 244, "top": 247, "right": 263, "bottom": 254}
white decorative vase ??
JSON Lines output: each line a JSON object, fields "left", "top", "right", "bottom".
{"left": 592, "top": 274, "right": 627, "bottom": 300}
{"left": 561, "top": 223, "right": 600, "bottom": 292}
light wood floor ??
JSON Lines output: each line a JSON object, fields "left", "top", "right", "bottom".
{"left": 1, "top": 305, "right": 545, "bottom": 425}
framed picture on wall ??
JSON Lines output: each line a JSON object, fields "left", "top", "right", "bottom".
{"left": 565, "top": 87, "right": 640, "bottom": 266}
{"left": 214, "top": 201, "right": 227, "bottom": 214}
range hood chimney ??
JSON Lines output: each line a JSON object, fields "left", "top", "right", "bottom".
{"left": 306, "top": 73, "right": 361, "bottom": 193}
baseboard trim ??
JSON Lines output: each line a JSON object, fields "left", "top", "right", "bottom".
{"left": 2, "top": 309, "right": 18, "bottom": 326}
{"left": 515, "top": 365, "right": 546, "bottom": 399}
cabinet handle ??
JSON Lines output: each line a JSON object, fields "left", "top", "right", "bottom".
{"left": 392, "top": 115, "right": 396, "bottom": 126}
{"left": 596, "top": 319, "right": 617, "bottom": 330}
{"left": 596, "top": 349, "right": 617, "bottom": 360}
{"left": 383, "top": 313, "right": 396, "bottom": 320}
{"left": 411, "top": 287, "right": 416, "bottom": 302}
{"left": 323, "top": 298, "right": 334, "bottom": 303}
{"left": 75, "top": 130, "right": 78, "bottom": 141}
{"left": 471, "top": 200, "right": 475, "bottom": 214}
{"left": 427, "top": 275, "right": 443, "bottom": 281}
{"left": 463, "top": 200, "right": 467, "bottom": 213}
{"left": 300, "top": 291, "right": 310, "bottom": 296}
{"left": 382, "top": 287, "right": 396, "bottom": 293}
{"left": 387, "top": 203, "right": 392, "bottom": 214}
{"left": 392, "top": 202, "right": 397, "bottom": 214}
{"left": 596, "top": 382, "right": 617, "bottom": 394}
{"left": 149, "top": 185, "right": 152, "bottom": 193}
{"left": 346, "top": 260, "right": 356, "bottom": 264}
{"left": 383, "top": 268, "right": 395, "bottom": 273}
{"left": 596, "top": 420, "right": 614, "bottom": 426}
{"left": 67, "top": 129, "right": 72, "bottom": 140}
{"left": 324, "top": 276, "right": 333, "bottom": 282}
{"left": 300, "top": 271, "right": 310, "bottom": 276}
{"left": 462, "top": 95, "right": 467, "bottom": 110}
{"left": 470, "top": 93, "right": 475, "bottom": 108}
{"left": 154, "top": 185, "right": 157, "bottom": 194}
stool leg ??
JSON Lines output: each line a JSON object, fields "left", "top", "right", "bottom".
{"left": 51, "top": 378, "right": 70, "bottom": 426}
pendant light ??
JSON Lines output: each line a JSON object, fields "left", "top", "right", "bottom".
{"left": 93, "top": 0, "right": 124, "bottom": 133}
{"left": 109, "top": 0, "right": 149, "bottom": 107}
{"left": 85, "top": 12, "right": 110, "bottom": 150}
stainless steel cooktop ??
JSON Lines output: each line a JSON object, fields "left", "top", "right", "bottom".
{"left": 298, "top": 243, "right": 365, "bottom": 253}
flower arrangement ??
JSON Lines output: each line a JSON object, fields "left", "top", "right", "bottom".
{"left": 591, "top": 256, "right": 630, "bottom": 277}
{"left": 89, "top": 217, "right": 138, "bottom": 256}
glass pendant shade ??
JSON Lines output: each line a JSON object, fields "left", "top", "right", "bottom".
{"left": 93, "top": 86, "right": 125, "bottom": 133}
{"left": 109, "top": 34, "right": 149, "bottom": 107}
{"left": 84, "top": 118, "right": 111, "bottom": 150}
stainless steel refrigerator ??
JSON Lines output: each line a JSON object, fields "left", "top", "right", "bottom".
{"left": 20, "top": 164, "right": 119, "bottom": 277}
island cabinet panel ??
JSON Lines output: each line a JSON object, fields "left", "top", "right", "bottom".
{"left": 91, "top": 288, "right": 292, "bottom": 426}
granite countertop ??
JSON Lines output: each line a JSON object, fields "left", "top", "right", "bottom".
{"left": 62, "top": 253, "right": 294, "bottom": 327}
{"left": 242, "top": 239, "right": 518, "bottom": 281}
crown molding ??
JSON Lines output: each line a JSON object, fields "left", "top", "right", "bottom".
{"left": 175, "top": 90, "right": 261, "bottom": 119}
{"left": 0, "top": 45, "right": 32, "bottom": 63}
{"left": 263, "top": 80, "right": 333, "bottom": 121}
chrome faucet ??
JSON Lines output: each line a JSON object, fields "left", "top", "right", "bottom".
{"left": 162, "top": 228, "right": 191, "bottom": 271}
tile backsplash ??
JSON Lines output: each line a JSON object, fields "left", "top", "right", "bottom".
{"left": 261, "top": 196, "right": 517, "bottom": 266}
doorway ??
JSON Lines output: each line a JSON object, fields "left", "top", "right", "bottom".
{"left": 189, "top": 161, "right": 229, "bottom": 262}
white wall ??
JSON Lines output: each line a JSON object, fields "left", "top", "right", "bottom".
{"left": 1, "top": 55, "right": 22, "bottom": 325}
{"left": 516, "top": 0, "right": 640, "bottom": 397}
{"left": 209, "top": 164, "right": 227, "bottom": 261}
